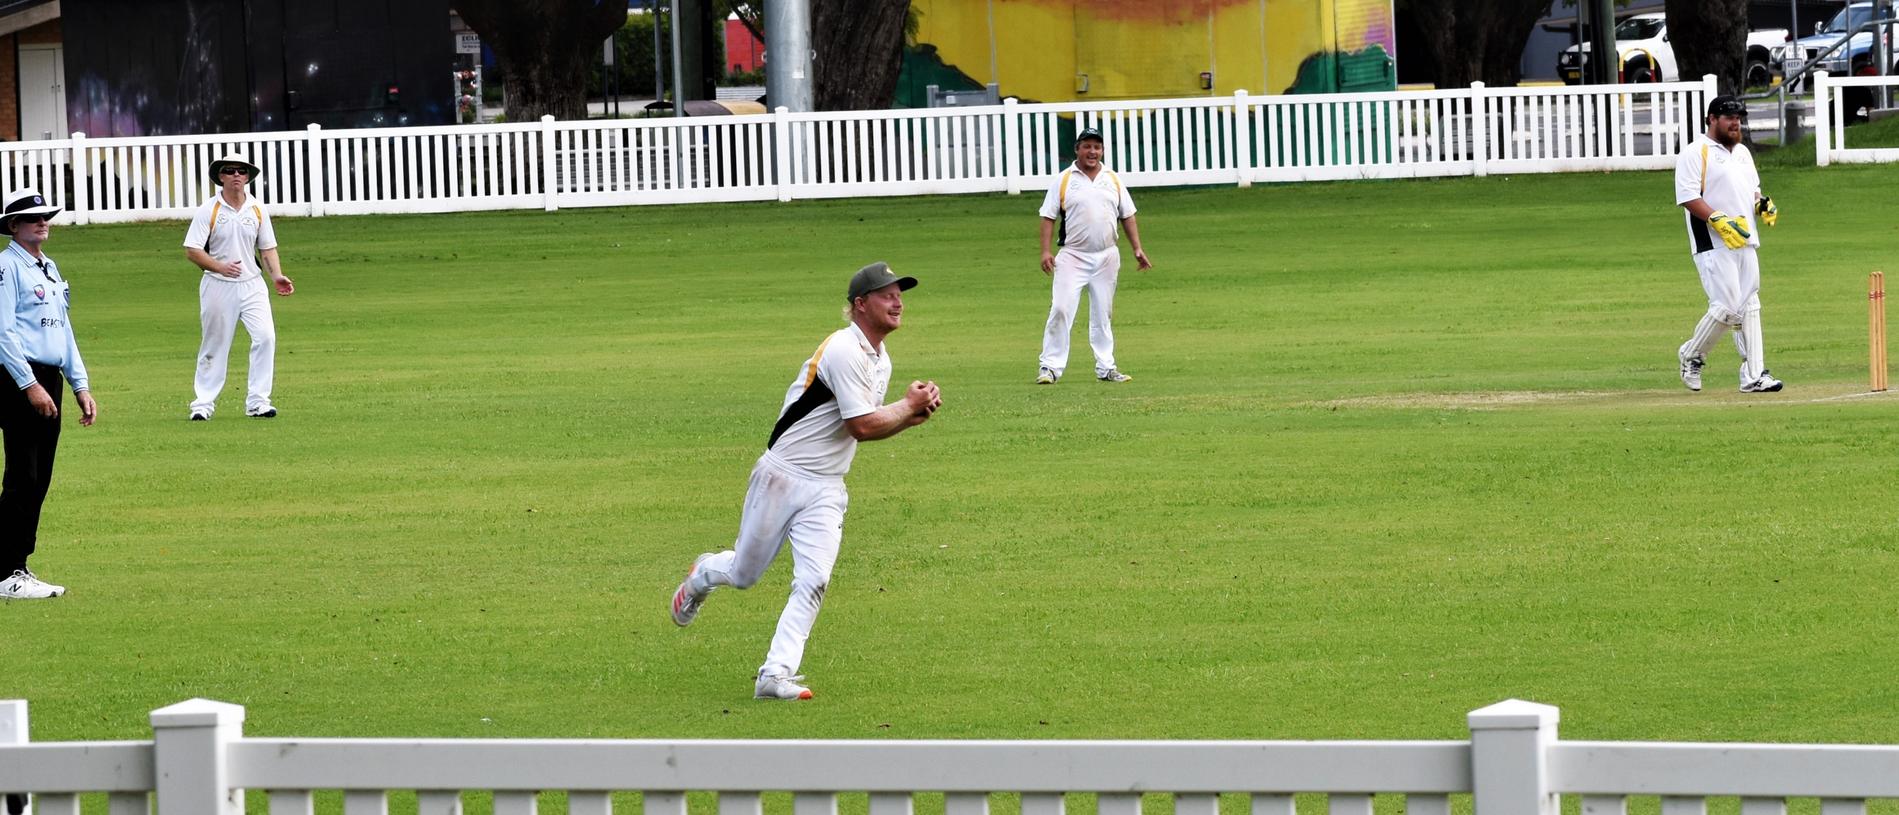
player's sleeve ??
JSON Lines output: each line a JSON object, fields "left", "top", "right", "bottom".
{"left": 255, "top": 206, "right": 278, "bottom": 252}
{"left": 0, "top": 259, "right": 34, "bottom": 389}
{"left": 182, "top": 200, "right": 213, "bottom": 250}
{"left": 1673, "top": 147, "right": 1702, "bottom": 206}
{"left": 62, "top": 316, "right": 87, "bottom": 393}
{"left": 1037, "top": 176, "right": 1063, "bottom": 220}
{"left": 820, "top": 343, "right": 880, "bottom": 419}
{"left": 1116, "top": 176, "right": 1137, "bottom": 218}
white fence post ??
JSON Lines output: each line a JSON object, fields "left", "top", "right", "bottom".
{"left": 1701, "top": 74, "right": 1720, "bottom": 148}
{"left": 1814, "top": 72, "right": 1832, "bottom": 167}
{"left": 773, "top": 106, "right": 794, "bottom": 202}
{"left": 1233, "top": 90, "right": 1253, "bottom": 188}
{"left": 540, "top": 115, "right": 559, "bottom": 211}
{"left": 1468, "top": 699, "right": 1559, "bottom": 815}
{"left": 1469, "top": 82, "right": 1489, "bottom": 177}
{"left": 151, "top": 698, "right": 246, "bottom": 815}
{"left": 68, "top": 132, "right": 89, "bottom": 226}
{"left": 306, "top": 124, "right": 326, "bottom": 218}
{"left": 1003, "top": 97, "right": 1021, "bottom": 195}
{"left": 1, "top": 700, "right": 26, "bottom": 813}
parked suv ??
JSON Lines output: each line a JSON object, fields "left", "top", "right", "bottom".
{"left": 1773, "top": 2, "right": 1896, "bottom": 79}
{"left": 1559, "top": 12, "right": 1789, "bottom": 87}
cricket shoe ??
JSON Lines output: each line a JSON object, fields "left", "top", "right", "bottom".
{"left": 0, "top": 569, "right": 64, "bottom": 599}
{"left": 755, "top": 672, "right": 814, "bottom": 700}
{"left": 670, "top": 553, "right": 715, "bottom": 627}
{"left": 1740, "top": 370, "right": 1784, "bottom": 393}
{"left": 247, "top": 407, "right": 278, "bottom": 418}
{"left": 1678, "top": 353, "right": 1705, "bottom": 391}
{"left": 189, "top": 410, "right": 210, "bottom": 421}
{"left": 1097, "top": 368, "right": 1132, "bottom": 383}
{"left": 1035, "top": 367, "right": 1058, "bottom": 385}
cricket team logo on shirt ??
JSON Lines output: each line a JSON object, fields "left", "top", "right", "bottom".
{"left": 32, "top": 285, "right": 45, "bottom": 301}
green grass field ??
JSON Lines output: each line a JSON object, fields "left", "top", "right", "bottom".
{"left": 7, "top": 151, "right": 1899, "bottom": 791}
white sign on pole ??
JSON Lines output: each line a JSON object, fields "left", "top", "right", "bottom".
{"left": 456, "top": 33, "right": 482, "bottom": 55}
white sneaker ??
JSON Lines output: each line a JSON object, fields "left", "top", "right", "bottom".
{"left": 669, "top": 553, "right": 715, "bottom": 627}
{"left": 755, "top": 672, "right": 814, "bottom": 700}
{"left": 0, "top": 569, "right": 64, "bottom": 599}
{"left": 1679, "top": 353, "right": 1704, "bottom": 391}
{"left": 1035, "top": 367, "right": 1057, "bottom": 385}
{"left": 189, "top": 410, "right": 210, "bottom": 421}
{"left": 1740, "top": 370, "right": 1785, "bottom": 393}
{"left": 1097, "top": 368, "right": 1132, "bottom": 383}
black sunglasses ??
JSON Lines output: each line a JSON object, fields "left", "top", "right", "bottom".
{"left": 9, "top": 215, "right": 48, "bottom": 225}
{"left": 219, "top": 166, "right": 250, "bottom": 176}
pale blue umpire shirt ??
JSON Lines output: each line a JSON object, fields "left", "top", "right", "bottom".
{"left": 0, "top": 240, "right": 88, "bottom": 393}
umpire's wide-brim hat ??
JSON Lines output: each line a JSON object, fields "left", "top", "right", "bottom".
{"left": 208, "top": 153, "right": 262, "bottom": 185}
{"left": 1, "top": 188, "right": 60, "bottom": 232}
{"left": 847, "top": 261, "right": 918, "bottom": 301}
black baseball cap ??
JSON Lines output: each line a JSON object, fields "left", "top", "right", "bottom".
{"left": 1075, "top": 127, "right": 1104, "bottom": 145}
{"left": 847, "top": 261, "right": 918, "bottom": 301}
{"left": 1707, "top": 95, "right": 1747, "bottom": 119}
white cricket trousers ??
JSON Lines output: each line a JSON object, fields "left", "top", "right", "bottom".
{"left": 192, "top": 275, "right": 277, "bottom": 416}
{"left": 698, "top": 451, "right": 848, "bottom": 678}
{"left": 1682, "top": 247, "right": 1767, "bottom": 382}
{"left": 1040, "top": 246, "right": 1121, "bottom": 379}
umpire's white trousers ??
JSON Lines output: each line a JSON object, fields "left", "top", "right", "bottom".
{"left": 1040, "top": 246, "right": 1121, "bottom": 379}
{"left": 192, "top": 275, "right": 277, "bottom": 416}
{"left": 698, "top": 451, "right": 848, "bottom": 678}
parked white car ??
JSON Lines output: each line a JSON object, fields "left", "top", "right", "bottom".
{"left": 1558, "top": 13, "right": 1790, "bottom": 87}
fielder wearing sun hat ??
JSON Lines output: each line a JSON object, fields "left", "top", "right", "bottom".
{"left": 846, "top": 261, "right": 918, "bottom": 301}
{"left": 0, "top": 188, "right": 61, "bottom": 233}
{"left": 207, "top": 153, "right": 262, "bottom": 185}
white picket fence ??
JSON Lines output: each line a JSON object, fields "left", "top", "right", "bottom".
{"left": 0, "top": 78, "right": 1737, "bottom": 227}
{"left": 1814, "top": 71, "right": 1899, "bottom": 166}
{"left": 8, "top": 698, "right": 1899, "bottom": 814}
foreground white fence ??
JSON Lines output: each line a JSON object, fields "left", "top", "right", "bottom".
{"left": 8, "top": 698, "right": 1899, "bottom": 814}
{"left": 0, "top": 78, "right": 1731, "bottom": 226}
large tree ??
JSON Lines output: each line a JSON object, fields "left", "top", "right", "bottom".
{"left": 1401, "top": 0, "right": 1553, "bottom": 87}
{"left": 453, "top": 0, "right": 629, "bottom": 122}
{"left": 1664, "top": 0, "right": 1749, "bottom": 95}
{"left": 810, "top": 0, "right": 912, "bottom": 110}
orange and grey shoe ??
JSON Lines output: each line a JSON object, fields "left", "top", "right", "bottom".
{"left": 755, "top": 672, "right": 814, "bottom": 700}
{"left": 669, "top": 553, "right": 715, "bottom": 627}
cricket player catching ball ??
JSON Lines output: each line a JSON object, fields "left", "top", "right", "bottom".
{"left": 1675, "top": 95, "right": 1783, "bottom": 393}
{"left": 670, "top": 261, "right": 941, "bottom": 701}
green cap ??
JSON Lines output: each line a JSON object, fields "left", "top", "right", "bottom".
{"left": 847, "top": 261, "right": 918, "bottom": 301}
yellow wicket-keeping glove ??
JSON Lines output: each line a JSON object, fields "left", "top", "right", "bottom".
{"left": 1756, "top": 195, "right": 1777, "bottom": 227}
{"left": 1708, "top": 211, "right": 1752, "bottom": 249}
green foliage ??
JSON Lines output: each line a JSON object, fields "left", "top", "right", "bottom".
{"left": 597, "top": 9, "right": 729, "bottom": 98}
{"left": 12, "top": 165, "right": 1899, "bottom": 758}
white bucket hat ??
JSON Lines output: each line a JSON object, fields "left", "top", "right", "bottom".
{"left": 209, "top": 153, "right": 262, "bottom": 185}
{"left": 1, "top": 188, "right": 60, "bottom": 232}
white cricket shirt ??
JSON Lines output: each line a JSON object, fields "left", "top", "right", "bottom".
{"left": 1675, "top": 135, "right": 1761, "bottom": 254}
{"left": 182, "top": 192, "right": 278, "bottom": 282}
{"left": 764, "top": 321, "right": 892, "bottom": 478}
{"left": 1039, "top": 163, "right": 1136, "bottom": 254}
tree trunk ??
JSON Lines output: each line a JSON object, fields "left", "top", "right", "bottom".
{"left": 1404, "top": 0, "right": 1551, "bottom": 88}
{"left": 1665, "top": 0, "right": 1749, "bottom": 94}
{"left": 811, "top": 0, "right": 912, "bottom": 110}
{"left": 453, "top": 0, "right": 628, "bottom": 122}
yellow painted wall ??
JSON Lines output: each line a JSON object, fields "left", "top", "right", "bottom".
{"left": 909, "top": 0, "right": 1392, "bottom": 102}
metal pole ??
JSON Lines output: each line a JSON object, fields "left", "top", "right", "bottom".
{"left": 652, "top": 0, "right": 664, "bottom": 110}
{"left": 1588, "top": 0, "right": 1617, "bottom": 85}
{"left": 765, "top": 0, "right": 814, "bottom": 112}
{"left": 670, "top": 0, "right": 685, "bottom": 117}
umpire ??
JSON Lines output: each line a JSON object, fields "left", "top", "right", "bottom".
{"left": 0, "top": 188, "right": 96, "bottom": 599}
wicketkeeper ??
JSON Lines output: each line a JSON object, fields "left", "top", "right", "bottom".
{"left": 1675, "top": 95, "right": 1782, "bottom": 393}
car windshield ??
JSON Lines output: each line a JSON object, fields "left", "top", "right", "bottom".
{"left": 1821, "top": 6, "right": 1871, "bottom": 34}
{"left": 1616, "top": 17, "right": 1666, "bottom": 39}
